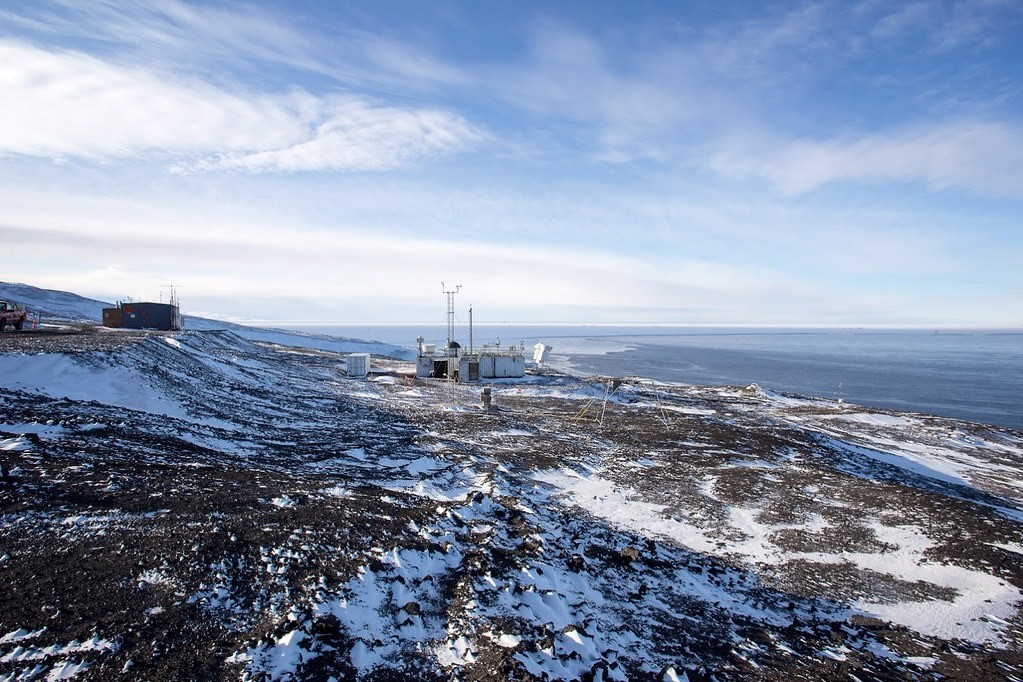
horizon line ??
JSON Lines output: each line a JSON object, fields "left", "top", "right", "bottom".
{"left": 218, "top": 319, "right": 1023, "bottom": 331}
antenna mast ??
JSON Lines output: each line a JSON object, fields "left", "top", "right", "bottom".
{"left": 160, "top": 284, "right": 178, "bottom": 307}
{"left": 441, "top": 282, "right": 461, "bottom": 350}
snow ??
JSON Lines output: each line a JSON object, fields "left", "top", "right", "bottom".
{"left": 492, "top": 428, "right": 536, "bottom": 437}
{"left": 0, "top": 629, "right": 46, "bottom": 645}
{"left": 137, "top": 569, "right": 176, "bottom": 588}
{"left": 0, "top": 353, "right": 188, "bottom": 420}
{"left": 305, "top": 548, "right": 463, "bottom": 676}
{"left": 231, "top": 327, "right": 411, "bottom": 360}
{"left": 0, "top": 282, "right": 109, "bottom": 322}
{"left": 850, "top": 524, "right": 1021, "bottom": 643}
{"left": 0, "top": 436, "right": 34, "bottom": 452}
{"left": 489, "top": 632, "right": 521, "bottom": 648}
{"left": 320, "top": 485, "right": 352, "bottom": 498}
{"left": 535, "top": 468, "right": 722, "bottom": 558}
{"left": 0, "top": 423, "right": 66, "bottom": 438}
{"left": 822, "top": 435, "right": 970, "bottom": 487}
{"left": 4, "top": 282, "right": 1023, "bottom": 678}
{"left": 992, "top": 541, "right": 1023, "bottom": 555}
{"left": 44, "top": 659, "right": 91, "bottom": 680}
{"left": 0, "top": 630, "right": 117, "bottom": 678}
{"left": 661, "top": 666, "right": 685, "bottom": 682}
{"left": 231, "top": 628, "right": 310, "bottom": 680}
{"left": 405, "top": 456, "right": 446, "bottom": 474}
{"left": 536, "top": 465, "right": 1021, "bottom": 646}
{"left": 826, "top": 412, "right": 918, "bottom": 427}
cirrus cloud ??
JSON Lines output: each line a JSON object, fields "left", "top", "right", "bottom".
{"left": 195, "top": 100, "right": 482, "bottom": 174}
{"left": 710, "top": 120, "right": 1023, "bottom": 199}
{"left": 0, "top": 39, "right": 482, "bottom": 172}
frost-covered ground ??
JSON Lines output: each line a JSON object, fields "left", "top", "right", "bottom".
{"left": 1, "top": 321, "right": 1022, "bottom": 680}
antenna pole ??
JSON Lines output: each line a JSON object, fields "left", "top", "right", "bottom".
{"left": 160, "top": 284, "right": 178, "bottom": 307}
{"left": 441, "top": 282, "right": 461, "bottom": 350}
{"left": 441, "top": 282, "right": 462, "bottom": 385}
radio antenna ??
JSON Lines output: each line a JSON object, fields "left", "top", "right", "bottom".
{"left": 160, "top": 284, "right": 178, "bottom": 307}
{"left": 441, "top": 282, "right": 461, "bottom": 350}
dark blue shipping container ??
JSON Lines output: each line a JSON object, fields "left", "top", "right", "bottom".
{"left": 103, "top": 302, "right": 182, "bottom": 331}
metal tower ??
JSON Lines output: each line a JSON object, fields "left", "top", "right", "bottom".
{"left": 441, "top": 282, "right": 461, "bottom": 352}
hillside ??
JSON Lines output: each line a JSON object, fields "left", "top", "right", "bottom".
{"left": 0, "top": 282, "right": 112, "bottom": 323}
{"left": 0, "top": 281, "right": 411, "bottom": 360}
{"left": 1, "top": 288, "right": 1022, "bottom": 680}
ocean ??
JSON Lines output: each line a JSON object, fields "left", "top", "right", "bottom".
{"left": 281, "top": 324, "right": 1023, "bottom": 430}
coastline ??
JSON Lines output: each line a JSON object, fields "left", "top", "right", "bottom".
{"left": 269, "top": 324, "right": 1023, "bottom": 430}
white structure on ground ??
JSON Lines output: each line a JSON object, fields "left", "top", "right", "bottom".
{"left": 415, "top": 336, "right": 526, "bottom": 381}
{"left": 415, "top": 285, "right": 527, "bottom": 382}
{"left": 347, "top": 353, "right": 370, "bottom": 377}
{"left": 460, "top": 342, "right": 526, "bottom": 381}
{"left": 533, "top": 343, "right": 552, "bottom": 364}
{"left": 415, "top": 336, "right": 452, "bottom": 379}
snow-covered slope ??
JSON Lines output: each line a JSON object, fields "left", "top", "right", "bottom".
{"left": 1, "top": 322, "right": 1022, "bottom": 680}
{"left": 0, "top": 281, "right": 111, "bottom": 322}
{"left": 0, "top": 281, "right": 412, "bottom": 359}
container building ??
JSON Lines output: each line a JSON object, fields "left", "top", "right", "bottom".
{"left": 102, "top": 301, "right": 182, "bottom": 331}
{"left": 415, "top": 337, "right": 526, "bottom": 381}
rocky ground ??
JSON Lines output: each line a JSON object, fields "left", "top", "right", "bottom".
{"left": 1, "top": 326, "right": 1022, "bottom": 681}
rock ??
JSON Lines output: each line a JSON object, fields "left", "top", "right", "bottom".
{"left": 619, "top": 546, "right": 641, "bottom": 563}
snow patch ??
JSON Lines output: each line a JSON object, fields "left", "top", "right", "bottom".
{"left": 537, "top": 467, "right": 1021, "bottom": 645}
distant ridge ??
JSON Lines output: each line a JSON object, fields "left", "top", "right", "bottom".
{"left": 0, "top": 281, "right": 110, "bottom": 323}
{"left": 0, "top": 281, "right": 413, "bottom": 358}
{"left": 0, "top": 281, "right": 229, "bottom": 330}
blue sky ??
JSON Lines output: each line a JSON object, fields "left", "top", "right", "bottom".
{"left": 1, "top": 0, "right": 1020, "bottom": 326}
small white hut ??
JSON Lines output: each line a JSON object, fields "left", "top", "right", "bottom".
{"left": 347, "top": 353, "right": 371, "bottom": 377}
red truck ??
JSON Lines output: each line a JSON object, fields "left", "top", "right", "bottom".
{"left": 0, "top": 300, "right": 27, "bottom": 331}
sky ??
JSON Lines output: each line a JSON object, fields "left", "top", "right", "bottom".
{"left": 1, "top": 0, "right": 1021, "bottom": 326}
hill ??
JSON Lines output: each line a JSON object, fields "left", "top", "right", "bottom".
{"left": 0, "top": 285, "right": 1021, "bottom": 680}
{"left": 0, "top": 281, "right": 411, "bottom": 359}
{"left": 0, "top": 282, "right": 112, "bottom": 323}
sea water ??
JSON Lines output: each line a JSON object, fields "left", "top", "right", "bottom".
{"left": 282, "top": 324, "right": 1023, "bottom": 430}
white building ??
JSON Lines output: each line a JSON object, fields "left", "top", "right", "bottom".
{"left": 415, "top": 337, "right": 525, "bottom": 381}
{"left": 415, "top": 338, "right": 459, "bottom": 379}
{"left": 462, "top": 351, "right": 525, "bottom": 380}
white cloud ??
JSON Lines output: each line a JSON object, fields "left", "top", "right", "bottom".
{"left": 2, "top": 161, "right": 1018, "bottom": 326}
{"left": 707, "top": 2, "right": 832, "bottom": 79}
{"left": 19, "top": 0, "right": 324, "bottom": 76}
{"left": 0, "top": 177, "right": 824, "bottom": 323}
{"left": 11, "top": 0, "right": 472, "bottom": 97}
{"left": 199, "top": 101, "right": 482, "bottom": 174}
{"left": 361, "top": 36, "right": 473, "bottom": 89}
{"left": 869, "top": 2, "right": 934, "bottom": 41}
{"left": 710, "top": 121, "right": 1023, "bottom": 199}
{"left": 1, "top": 2, "right": 1020, "bottom": 327}
{"left": 484, "top": 21, "right": 726, "bottom": 162}
{"left": 0, "top": 40, "right": 481, "bottom": 171}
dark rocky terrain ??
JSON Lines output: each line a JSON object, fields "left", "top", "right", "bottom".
{"left": 1, "top": 323, "right": 1022, "bottom": 681}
